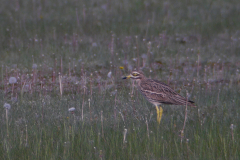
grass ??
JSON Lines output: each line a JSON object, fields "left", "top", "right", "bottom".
{"left": 1, "top": 0, "right": 240, "bottom": 159}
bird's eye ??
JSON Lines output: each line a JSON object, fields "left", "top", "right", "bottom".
{"left": 132, "top": 73, "right": 138, "bottom": 76}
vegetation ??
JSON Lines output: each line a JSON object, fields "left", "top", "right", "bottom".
{"left": 1, "top": 0, "right": 240, "bottom": 159}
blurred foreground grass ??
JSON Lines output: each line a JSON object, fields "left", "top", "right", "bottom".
{"left": 1, "top": 0, "right": 240, "bottom": 159}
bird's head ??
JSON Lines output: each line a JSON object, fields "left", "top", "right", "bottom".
{"left": 122, "top": 71, "right": 144, "bottom": 80}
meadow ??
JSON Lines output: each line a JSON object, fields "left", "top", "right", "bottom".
{"left": 1, "top": 0, "right": 240, "bottom": 159}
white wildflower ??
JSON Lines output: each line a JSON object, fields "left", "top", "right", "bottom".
{"left": 107, "top": 71, "right": 112, "bottom": 78}
{"left": 32, "top": 64, "right": 37, "bottom": 69}
{"left": 68, "top": 107, "right": 76, "bottom": 112}
{"left": 230, "top": 124, "right": 236, "bottom": 130}
{"left": 4, "top": 103, "right": 11, "bottom": 110}
{"left": 9, "top": 77, "right": 17, "bottom": 84}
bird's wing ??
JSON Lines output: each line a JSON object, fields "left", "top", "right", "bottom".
{"left": 140, "top": 79, "right": 179, "bottom": 95}
{"left": 139, "top": 79, "right": 191, "bottom": 105}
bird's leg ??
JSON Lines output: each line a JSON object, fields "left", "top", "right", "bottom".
{"left": 156, "top": 105, "right": 163, "bottom": 124}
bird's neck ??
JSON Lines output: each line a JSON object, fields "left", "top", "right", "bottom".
{"left": 135, "top": 79, "right": 141, "bottom": 86}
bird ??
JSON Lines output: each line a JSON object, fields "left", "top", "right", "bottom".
{"left": 122, "top": 71, "right": 196, "bottom": 124}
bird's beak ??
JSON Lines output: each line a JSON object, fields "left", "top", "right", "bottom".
{"left": 122, "top": 75, "right": 132, "bottom": 79}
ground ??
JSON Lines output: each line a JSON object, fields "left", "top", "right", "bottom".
{"left": 0, "top": 0, "right": 240, "bottom": 159}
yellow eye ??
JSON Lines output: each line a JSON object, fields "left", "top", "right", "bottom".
{"left": 132, "top": 73, "right": 138, "bottom": 76}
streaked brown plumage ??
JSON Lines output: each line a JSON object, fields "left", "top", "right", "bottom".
{"left": 123, "top": 71, "right": 196, "bottom": 123}
{"left": 139, "top": 76, "right": 196, "bottom": 107}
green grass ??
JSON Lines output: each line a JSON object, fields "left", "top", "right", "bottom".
{"left": 1, "top": 0, "right": 240, "bottom": 159}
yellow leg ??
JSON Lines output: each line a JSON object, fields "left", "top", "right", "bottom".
{"left": 156, "top": 106, "right": 163, "bottom": 124}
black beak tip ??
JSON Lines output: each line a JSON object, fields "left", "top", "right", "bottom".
{"left": 122, "top": 77, "right": 127, "bottom": 79}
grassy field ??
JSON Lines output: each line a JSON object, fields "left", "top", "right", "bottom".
{"left": 1, "top": 0, "right": 240, "bottom": 159}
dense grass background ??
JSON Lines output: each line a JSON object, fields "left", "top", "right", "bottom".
{"left": 1, "top": 0, "right": 240, "bottom": 159}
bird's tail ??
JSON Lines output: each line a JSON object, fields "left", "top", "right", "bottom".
{"left": 188, "top": 100, "right": 196, "bottom": 107}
